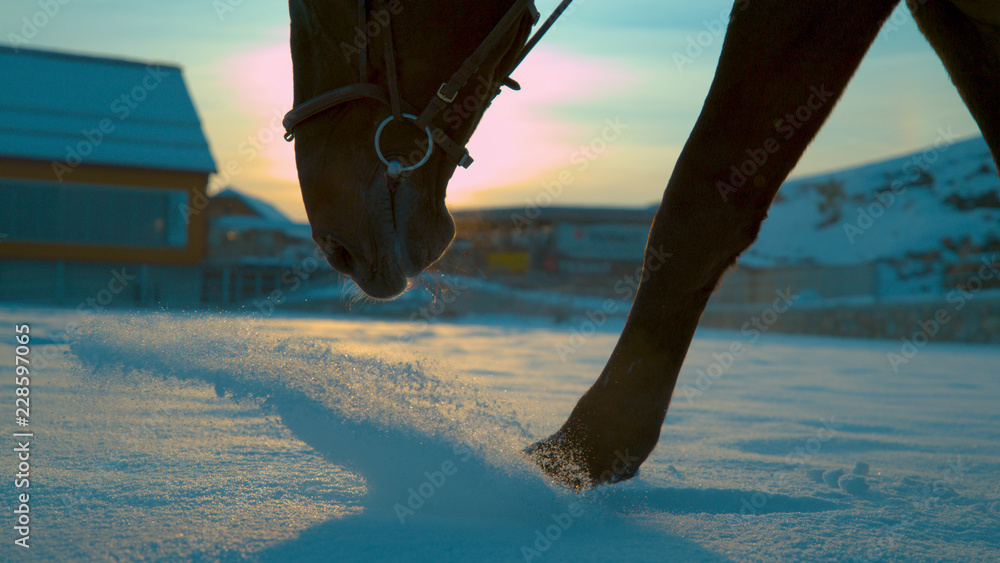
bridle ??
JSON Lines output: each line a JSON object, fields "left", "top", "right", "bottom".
{"left": 282, "top": 0, "right": 573, "bottom": 179}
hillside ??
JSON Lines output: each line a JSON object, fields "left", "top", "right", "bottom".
{"left": 744, "top": 135, "right": 999, "bottom": 295}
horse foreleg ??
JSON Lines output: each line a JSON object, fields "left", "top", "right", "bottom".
{"left": 910, "top": 0, "right": 1000, "bottom": 173}
{"left": 527, "top": 0, "right": 900, "bottom": 488}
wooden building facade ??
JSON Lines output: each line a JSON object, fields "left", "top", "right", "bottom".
{"left": 0, "top": 46, "right": 216, "bottom": 305}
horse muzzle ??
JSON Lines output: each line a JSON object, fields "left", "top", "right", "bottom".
{"left": 312, "top": 169, "right": 452, "bottom": 300}
{"left": 314, "top": 232, "right": 415, "bottom": 299}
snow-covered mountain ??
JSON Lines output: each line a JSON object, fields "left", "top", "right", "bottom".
{"left": 744, "top": 135, "right": 999, "bottom": 294}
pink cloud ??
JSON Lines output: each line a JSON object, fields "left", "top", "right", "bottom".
{"left": 220, "top": 43, "right": 297, "bottom": 183}
{"left": 224, "top": 42, "right": 294, "bottom": 113}
{"left": 449, "top": 47, "right": 641, "bottom": 199}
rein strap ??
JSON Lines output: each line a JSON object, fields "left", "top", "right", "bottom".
{"left": 413, "top": 0, "right": 534, "bottom": 131}
{"left": 283, "top": 0, "right": 571, "bottom": 171}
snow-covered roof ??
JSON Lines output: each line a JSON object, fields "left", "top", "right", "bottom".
{"left": 213, "top": 187, "right": 293, "bottom": 224}
{"left": 213, "top": 215, "right": 312, "bottom": 240}
{"left": 210, "top": 188, "right": 312, "bottom": 239}
{"left": 0, "top": 46, "right": 215, "bottom": 173}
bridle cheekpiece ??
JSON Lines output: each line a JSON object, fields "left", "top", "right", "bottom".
{"left": 282, "top": 0, "right": 573, "bottom": 179}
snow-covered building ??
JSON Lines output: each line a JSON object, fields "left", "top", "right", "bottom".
{"left": 0, "top": 46, "right": 215, "bottom": 305}
{"left": 447, "top": 207, "right": 657, "bottom": 293}
{"left": 201, "top": 188, "right": 331, "bottom": 305}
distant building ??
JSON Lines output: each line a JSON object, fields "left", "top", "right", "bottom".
{"left": 712, "top": 262, "right": 880, "bottom": 304}
{"left": 446, "top": 207, "right": 656, "bottom": 293}
{"left": 201, "top": 188, "right": 332, "bottom": 305}
{"left": 0, "top": 46, "right": 215, "bottom": 306}
{"left": 447, "top": 206, "right": 887, "bottom": 304}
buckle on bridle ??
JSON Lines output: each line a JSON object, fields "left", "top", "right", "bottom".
{"left": 436, "top": 83, "right": 458, "bottom": 104}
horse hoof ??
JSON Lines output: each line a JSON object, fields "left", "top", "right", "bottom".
{"left": 524, "top": 433, "right": 592, "bottom": 490}
{"left": 524, "top": 432, "right": 640, "bottom": 490}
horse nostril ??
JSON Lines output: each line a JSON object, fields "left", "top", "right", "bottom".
{"left": 315, "top": 235, "right": 354, "bottom": 274}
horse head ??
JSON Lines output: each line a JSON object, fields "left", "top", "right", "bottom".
{"left": 286, "top": 0, "right": 537, "bottom": 298}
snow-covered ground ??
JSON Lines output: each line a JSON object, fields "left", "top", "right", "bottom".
{"left": 2, "top": 305, "right": 998, "bottom": 562}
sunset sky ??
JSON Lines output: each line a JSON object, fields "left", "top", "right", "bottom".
{"left": 2, "top": 0, "right": 982, "bottom": 223}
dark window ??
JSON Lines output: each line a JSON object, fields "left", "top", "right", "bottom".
{"left": 0, "top": 179, "right": 188, "bottom": 248}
